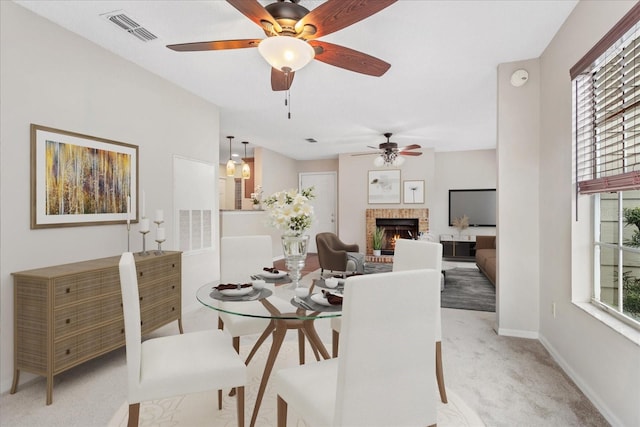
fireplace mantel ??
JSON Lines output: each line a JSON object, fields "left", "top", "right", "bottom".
{"left": 365, "top": 208, "right": 429, "bottom": 255}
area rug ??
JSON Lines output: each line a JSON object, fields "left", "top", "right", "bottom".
{"left": 364, "top": 261, "right": 393, "bottom": 274}
{"left": 364, "top": 262, "right": 495, "bottom": 312}
{"left": 442, "top": 268, "right": 495, "bottom": 312}
{"left": 107, "top": 339, "right": 485, "bottom": 427}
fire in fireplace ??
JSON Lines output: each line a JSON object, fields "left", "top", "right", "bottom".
{"left": 375, "top": 218, "right": 419, "bottom": 255}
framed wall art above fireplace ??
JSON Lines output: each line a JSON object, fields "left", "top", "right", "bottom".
{"left": 368, "top": 169, "right": 400, "bottom": 204}
{"left": 30, "top": 124, "right": 139, "bottom": 229}
{"left": 403, "top": 180, "right": 425, "bottom": 204}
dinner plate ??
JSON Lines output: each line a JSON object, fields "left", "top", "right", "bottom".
{"left": 218, "top": 286, "right": 254, "bottom": 296}
{"left": 259, "top": 270, "right": 288, "bottom": 279}
{"left": 310, "top": 292, "right": 343, "bottom": 307}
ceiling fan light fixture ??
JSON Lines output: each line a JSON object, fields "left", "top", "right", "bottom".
{"left": 374, "top": 150, "right": 405, "bottom": 167}
{"left": 258, "top": 36, "right": 315, "bottom": 72}
{"left": 373, "top": 155, "right": 385, "bottom": 167}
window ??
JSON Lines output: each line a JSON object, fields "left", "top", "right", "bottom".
{"left": 595, "top": 191, "right": 640, "bottom": 326}
{"left": 573, "top": 4, "right": 640, "bottom": 329}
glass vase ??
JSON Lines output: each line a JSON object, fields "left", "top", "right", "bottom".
{"left": 281, "top": 235, "right": 309, "bottom": 289}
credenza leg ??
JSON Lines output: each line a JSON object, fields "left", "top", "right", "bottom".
{"left": 178, "top": 317, "right": 184, "bottom": 334}
{"left": 10, "top": 369, "right": 19, "bottom": 394}
{"left": 46, "top": 374, "right": 53, "bottom": 405}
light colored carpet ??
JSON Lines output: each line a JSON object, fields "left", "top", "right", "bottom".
{"left": 107, "top": 340, "right": 483, "bottom": 427}
{"left": 1, "top": 269, "right": 608, "bottom": 427}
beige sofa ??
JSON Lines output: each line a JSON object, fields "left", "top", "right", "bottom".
{"left": 475, "top": 235, "right": 496, "bottom": 285}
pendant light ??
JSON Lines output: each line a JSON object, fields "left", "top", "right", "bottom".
{"left": 226, "top": 136, "right": 235, "bottom": 176}
{"left": 241, "top": 141, "right": 251, "bottom": 180}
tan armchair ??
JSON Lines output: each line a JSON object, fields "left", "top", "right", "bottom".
{"left": 316, "top": 232, "right": 362, "bottom": 275}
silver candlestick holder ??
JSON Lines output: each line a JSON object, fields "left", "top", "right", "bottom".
{"left": 154, "top": 219, "right": 165, "bottom": 255}
{"left": 139, "top": 230, "right": 150, "bottom": 256}
{"left": 127, "top": 223, "right": 131, "bottom": 252}
{"left": 155, "top": 238, "right": 166, "bottom": 255}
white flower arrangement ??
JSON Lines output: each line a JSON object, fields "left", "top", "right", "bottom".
{"left": 263, "top": 187, "right": 315, "bottom": 236}
{"left": 251, "top": 185, "right": 263, "bottom": 205}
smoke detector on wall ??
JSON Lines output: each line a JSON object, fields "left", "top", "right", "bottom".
{"left": 510, "top": 69, "right": 529, "bottom": 87}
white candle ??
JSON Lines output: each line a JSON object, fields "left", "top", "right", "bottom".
{"left": 141, "top": 190, "right": 146, "bottom": 218}
{"left": 156, "top": 209, "right": 164, "bottom": 222}
{"left": 157, "top": 227, "right": 166, "bottom": 241}
{"left": 126, "top": 196, "right": 131, "bottom": 225}
{"left": 140, "top": 218, "right": 150, "bottom": 232}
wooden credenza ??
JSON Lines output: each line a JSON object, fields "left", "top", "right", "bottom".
{"left": 11, "top": 251, "right": 183, "bottom": 405}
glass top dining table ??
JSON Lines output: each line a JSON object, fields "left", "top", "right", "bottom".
{"left": 195, "top": 279, "right": 342, "bottom": 427}
{"left": 195, "top": 280, "right": 343, "bottom": 320}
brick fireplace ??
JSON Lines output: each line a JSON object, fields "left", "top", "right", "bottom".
{"left": 365, "top": 208, "right": 429, "bottom": 257}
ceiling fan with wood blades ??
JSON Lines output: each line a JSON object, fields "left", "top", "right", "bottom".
{"left": 353, "top": 132, "right": 423, "bottom": 166}
{"left": 166, "top": 0, "right": 396, "bottom": 91}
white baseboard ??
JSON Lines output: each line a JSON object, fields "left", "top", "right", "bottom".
{"left": 495, "top": 327, "right": 539, "bottom": 339}
{"left": 538, "top": 333, "right": 620, "bottom": 427}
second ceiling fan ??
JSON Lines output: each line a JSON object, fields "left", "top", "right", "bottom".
{"left": 167, "top": 0, "right": 397, "bottom": 91}
{"left": 354, "top": 133, "right": 423, "bottom": 166}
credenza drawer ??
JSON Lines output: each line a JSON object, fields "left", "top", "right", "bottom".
{"left": 139, "top": 277, "right": 180, "bottom": 308}
{"left": 54, "top": 272, "right": 102, "bottom": 306}
{"left": 54, "top": 293, "right": 123, "bottom": 338}
{"left": 136, "top": 259, "right": 180, "bottom": 285}
{"left": 54, "top": 320, "right": 125, "bottom": 372}
{"left": 141, "top": 298, "right": 181, "bottom": 335}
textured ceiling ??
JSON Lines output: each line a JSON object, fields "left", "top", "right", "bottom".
{"left": 15, "top": 0, "right": 578, "bottom": 163}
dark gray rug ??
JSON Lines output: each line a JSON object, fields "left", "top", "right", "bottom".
{"left": 364, "top": 262, "right": 392, "bottom": 274}
{"left": 442, "top": 268, "right": 495, "bottom": 312}
{"left": 364, "top": 263, "right": 495, "bottom": 312}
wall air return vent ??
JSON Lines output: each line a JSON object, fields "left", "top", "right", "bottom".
{"left": 102, "top": 11, "right": 158, "bottom": 42}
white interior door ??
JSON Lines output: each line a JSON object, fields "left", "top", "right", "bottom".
{"left": 300, "top": 172, "right": 337, "bottom": 253}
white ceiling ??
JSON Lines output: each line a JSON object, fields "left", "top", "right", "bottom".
{"left": 15, "top": 0, "right": 578, "bottom": 164}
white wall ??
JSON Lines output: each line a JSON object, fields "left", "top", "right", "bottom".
{"left": 337, "top": 148, "right": 495, "bottom": 251}
{"left": 497, "top": 58, "right": 541, "bottom": 338}
{"left": 220, "top": 211, "right": 283, "bottom": 258}
{"left": 0, "top": 2, "right": 220, "bottom": 393}
{"left": 433, "top": 150, "right": 497, "bottom": 239}
{"left": 257, "top": 147, "right": 299, "bottom": 197}
{"left": 338, "top": 149, "right": 437, "bottom": 251}
{"left": 536, "top": 1, "right": 640, "bottom": 426}
{"left": 219, "top": 146, "right": 303, "bottom": 257}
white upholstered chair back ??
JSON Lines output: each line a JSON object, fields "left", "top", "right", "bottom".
{"left": 118, "top": 252, "right": 248, "bottom": 426}
{"left": 335, "top": 269, "right": 439, "bottom": 425}
{"left": 392, "top": 239, "right": 442, "bottom": 338}
{"left": 218, "top": 235, "right": 293, "bottom": 354}
{"left": 275, "top": 269, "right": 440, "bottom": 425}
{"left": 118, "top": 252, "right": 143, "bottom": 400}
{"left": 392, "top": 238, "right": 443, "bottom": 273}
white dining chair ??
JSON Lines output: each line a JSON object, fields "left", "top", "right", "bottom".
{"left": 218, "top": 236, "right": 295, "bottom": 357}
{"left": 330, "top": 238, "right": 448, "bottom": 403}
{"left": 274, "top": 269, "right": 440, "bottom": 427}
{"left": 118, "top": 252, "right": 247, "bottom": 427}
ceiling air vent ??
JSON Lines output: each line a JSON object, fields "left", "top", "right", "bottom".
{"left": 305, "top": 138, "right": 318, "bottom": 143}
{"left": 102, "top": 11, "right": 157, "bottom": 42}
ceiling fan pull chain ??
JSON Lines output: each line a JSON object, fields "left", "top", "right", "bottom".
{"left": 287, "top": 89, "right": 291, "bottom": 119}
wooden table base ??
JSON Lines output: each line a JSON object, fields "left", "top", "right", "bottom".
{"left": 247, "top": 300, "right": 331, "bottom": 427}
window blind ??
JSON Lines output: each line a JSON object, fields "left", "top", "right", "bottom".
{"left": 574, "top": 5, "right": 640, "bottom": 194}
